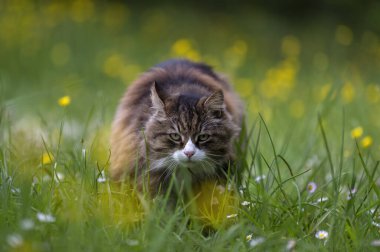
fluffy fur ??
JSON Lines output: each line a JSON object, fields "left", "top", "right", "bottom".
{"left": 110, "top": 59, "right": 244, "bottom": 195}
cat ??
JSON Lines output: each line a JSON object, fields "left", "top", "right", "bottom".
{"left": 110, "top": 59, "right": 244, "bottom": 196}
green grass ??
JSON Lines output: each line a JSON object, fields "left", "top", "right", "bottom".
{"left": 1, "top": 1, "right": 380, "bottom": 251}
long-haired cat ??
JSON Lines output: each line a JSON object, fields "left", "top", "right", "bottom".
{"left": 110, "top": 59, "right": 244, "bottom": 196}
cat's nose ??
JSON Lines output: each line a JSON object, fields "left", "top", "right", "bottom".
{"left": 184, "top": 150, "right": 195, "bottom": 158}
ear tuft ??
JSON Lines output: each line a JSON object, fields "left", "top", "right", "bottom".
{"left": 204, "top": 90, "right": 225, "bottom": 110}
{"left": 151, "top": 82, "right": 165, "bottom": 114}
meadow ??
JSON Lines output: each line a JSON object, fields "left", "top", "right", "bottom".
{"left": 1, "top": 1, "right": 380, "bottom": 251}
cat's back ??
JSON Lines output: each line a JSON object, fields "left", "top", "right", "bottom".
{"left": 123, "top": 59, "right": 230, "bottom": 106}
{"left": 154, "top": 59, "right": 223, "bottom": 83}
{"left": 121, "top": 59, "right": 242, "bottom": 121}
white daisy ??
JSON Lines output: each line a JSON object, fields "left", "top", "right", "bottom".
{"left": 305, "top": 155, "right": 320, "bottom": 168}
{"left": 249, "top": 237, "right": 265, "bottom": 247}
{"left": 11, "top": 188, "right": 21, "bottom": 194}
{"left": 372, "top": 221, "right": 380, "bottom": 228}
{"left": 315, "top": 230, "right": 328, "bottom": 239}
{"left": 42, "top": 175, "right": 51, "bottom": 182}
{"left": 255, "top": 175, "right": 266, "bottom": 183}
{"left": 7, "top": 234, "right": 23, "bottom": 248}
{"left": 238, "top": 185, "right": 246, "bottom": 194}
{"left": 37, "top": 212, "right": 56, "bottom": 223}
{"left": 307, "top": 182, "right": 317, "bottom": 194}
{"left": 126, "top": 239, "right": 139, "bottom": 246}
{"left": 314, "top": 197, "right": 329, "bottom": 204}
{"left": 346, "top": 188, "right": 357, "bottom": 200}
{"left": 82, "top": 148, "right": 86, "bottom": 159}
{"left": 97, "top": 171, "right": 106, "bottom": 183}
{"left": 246, "top": 234, "right": 253, "bottom": 241}
{"left": 55, "top": 172, "right": 65, "bottom": 182}
{"left": 216, "top": 185, "right": 226, "bottom": 194}
{"left": 241, "top": 201, "right": 252, "bottom": 206}
{"left": 226, "top": 213, "right": 238, "bottom": 219}
{"left": 20, "top": 219, "right": 34, "bottom": 230}
{"left": 286, "top": 239, "right": 296, "bottom": 251}
{"left": 371, "top": 240, "right": 380, "bottom": 247}
{"left": 211, "top": 197, "right": 219, "bottom": 205}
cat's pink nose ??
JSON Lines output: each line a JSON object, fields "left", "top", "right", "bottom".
{"left": 184, "top": 150, "right": 195, "bottom": 158}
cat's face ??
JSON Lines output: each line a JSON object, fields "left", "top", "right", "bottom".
{"left": 144, "top": 84, "right": 239, "bottom": 178}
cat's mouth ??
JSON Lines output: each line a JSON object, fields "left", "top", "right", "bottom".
{"left": 183, "top": 158, "right": 195, "bottom": 163}
{"left": 178, "top": 159, "right": 198, "bottom": 166}
{"left": 176, "top": 159, "right": 216, "bottom": 176}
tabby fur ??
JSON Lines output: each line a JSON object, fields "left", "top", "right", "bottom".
{"left": 110, "top": 59, "right": 244, "bottom": 195}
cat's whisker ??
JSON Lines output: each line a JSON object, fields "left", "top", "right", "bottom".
{"left": 198, "top": 160, "right": 214, "bottom": 178}
{"left": 157, "top": 160, "right": 176, "bottom": 182}
{"left": 199, "top": 162, "right": 207, "bottom": 175}
{"left": 145, "top": 157, "right": 174, "bottom": 174}
{"left": 149, "top": 150, "right": 173, "bottom": 155}
{"left": 205, "top": 160, "right": 212, "bottom": 168}
{"left": 202, "top": 161, "right": 220, "bottom": 181}
{"left": 204, "top": 157, "right": 219, "bottom": 167}
{"left": 205, "top": 160, "right": 215, "bottom": 169}
{"left": 202, "top": 163, "right": 214, "bottom": 179}
{"left": 163, "top": 162, "right": 177, "bottom": 182}
{"left": 157, "top": 169, "right": 169, "bottom": 183}
{"left": 147, "top": 153, "right": 174, "bottom": 158}
{"left": 206, "top": 153, "right": 224, "bottom": 158}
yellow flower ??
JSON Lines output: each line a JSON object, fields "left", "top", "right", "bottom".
{"left": 70, "top": 0, "right": 95, "bottom": 23}
{"left": 281, "top": 35, "right": 301, "bottom": 57}
{"left": 171, "top": 38, "right": 192, "bottom": 55}
{"left": 42, "top": 152, "right": 54, "bottom": 165}
{"left": 58, "top": 96, "right": 71, "bottom": 107}
{"left": 315, "top": 83, "right": 331, "bottom": 102}
{"left": 171, "top": 38, "right": 200, "bottom": 61}
{"left": 361, "top": 136, "right": 373, "bottom": 148}
{"left": 366, "top": 84, "right": 380, "bottom": 103}
{"left": 351, "top": 127, "right": 363, "bottom": 139}
{"left": 231, "top": 40, "right": 248, "bottom": 57}
{"left": 289, "top": 99, "right": 305, "bottom": 118}
{"left": 103, "top": 54, "right": 125, "bottom": 77}
{"left": 341, "top": 82, "right": 355, "bottom": 103}
{"left": 259, "top": 59, "right": 298, "bottom": 100}
{"left": 236, "top": 78, "right": 253, "bottom": 98}
{"left": 103, "top": 3, "right": 129, "bottom": 29}
{"left": 335, "top": 25, "right": 353, "bottom": 46}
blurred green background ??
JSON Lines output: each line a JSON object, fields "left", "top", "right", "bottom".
{"left": 1, "top": 0, "right": 380, "bottom": 166}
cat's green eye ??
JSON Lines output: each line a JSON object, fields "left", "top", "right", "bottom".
{"left": 198, "top": 134, "right": 210, "bottom": 142}
{"left": 169, "top": 133, "right": 181, "bottom": 141}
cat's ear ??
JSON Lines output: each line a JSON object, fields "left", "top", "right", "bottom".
{"left": 151, "top": 82, "right": 165, "bottom": 115}
{"left": 203, "top": 90, "right": 225, "bottom": 118}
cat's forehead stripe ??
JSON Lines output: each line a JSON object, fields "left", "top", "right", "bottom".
{"left": 174, "top": 106, "right": 203, "bottom": 135}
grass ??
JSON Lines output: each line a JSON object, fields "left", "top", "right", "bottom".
{"left": 1, "top": 1, "right": 380, "bottom": 251}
